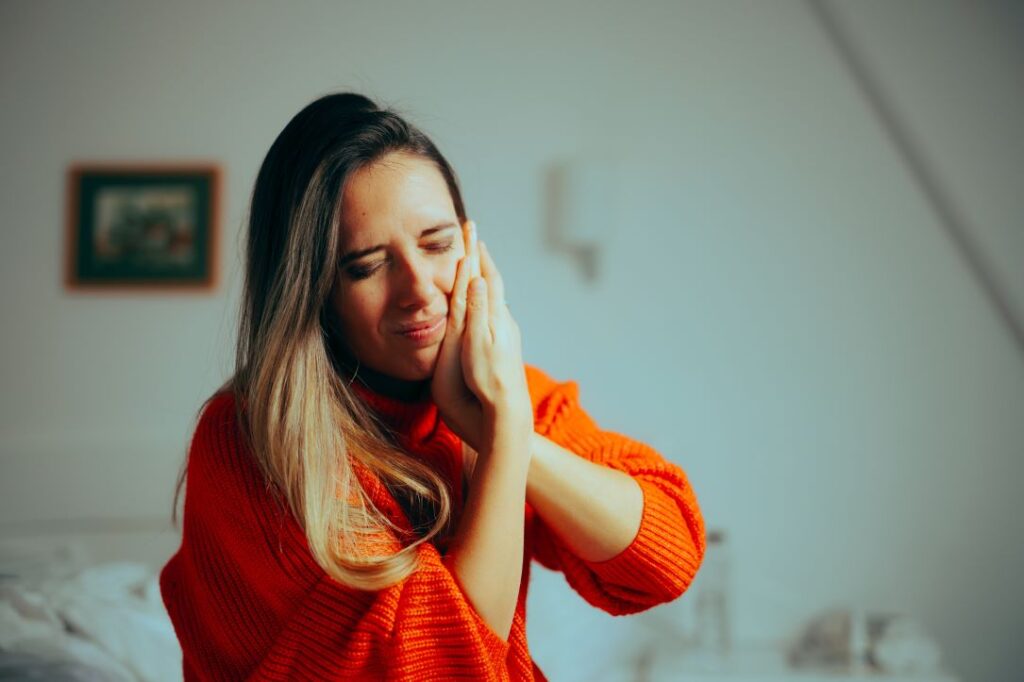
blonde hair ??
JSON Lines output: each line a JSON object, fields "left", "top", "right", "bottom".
{"left": 172, "top": 93, "right": 467, "bottom": 590}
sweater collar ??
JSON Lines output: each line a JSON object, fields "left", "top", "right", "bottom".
{"left": 348, "top": 364, "right": 442, "bottom": 445}
{"left": 352, "top": 359, "right": 431, "bottom": 403}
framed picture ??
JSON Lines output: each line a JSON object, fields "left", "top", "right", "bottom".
{"left": 65, "top": 163, "right": 221, "bottom": 291}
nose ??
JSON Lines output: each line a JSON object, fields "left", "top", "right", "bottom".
{"left": 393, "top": 251, "right": 437, "bottom": 310}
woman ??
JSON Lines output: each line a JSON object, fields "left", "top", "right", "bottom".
{"left": 160, "top": 92, "right": 706, "bottom": 681}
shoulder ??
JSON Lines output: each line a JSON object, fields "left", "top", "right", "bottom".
{"left": 185, "top": 389, "right": 253, "bottom": 482}
{"left": 180, "top": 390, "right": 291, "bottom": 532}
{"left": 525, "top": 363, "right": 572, "bottom": 402}
{"left": 196, "top": 389, "right": 241, "bottom": 427}
{"left": 524, "top": 363, "right": 582, "bottom": 423}
{"left": 189, "top": 390, "right": 244, "bottom": 449}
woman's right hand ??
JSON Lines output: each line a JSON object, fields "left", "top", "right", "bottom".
{"left": 431, "top": 221, "right": 532, "bottom": 452}
{"left": 431, "top": 221, "right": 486, "bottom": 451}
{"left": 461, "top": 238, "right": 531, "bottom": 426}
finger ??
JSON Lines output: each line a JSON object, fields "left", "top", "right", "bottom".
{"left": 466, "top": 276, "right": 491, "bottom": 351}
{"left": 461, "top": 219, "right": 473, "bottom": 263}
{"left": 448, "top": 235, "right": 472, "bottom": 333}
{"left": 463, "top": 276, "right": 490, "bottom": 394}
{"left": 478, "top": 240, "right": 506, "bottom": 313}
{"left": 436, "top": 297, "right": 460, "bottom": 364}
{"left": 468, "top": 220, "right": 481, "bottom": 281}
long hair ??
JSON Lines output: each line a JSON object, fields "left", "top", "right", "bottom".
{"left": 172, "top": 92, "right": 468, "bottom": 590}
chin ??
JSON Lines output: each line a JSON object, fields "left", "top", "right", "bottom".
{"left": 401, "top": 348, "right": 440, "bottom": 381}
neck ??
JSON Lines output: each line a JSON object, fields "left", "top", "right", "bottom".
{"left": 350, "top": 361, "right": 430, "bottom": 403}
{"left": 327, "top": 331, "right": 431, "bottom": 403}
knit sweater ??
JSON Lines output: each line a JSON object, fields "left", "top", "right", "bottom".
{"left": 159, "top": 364, "right": 705, "bottom": 681}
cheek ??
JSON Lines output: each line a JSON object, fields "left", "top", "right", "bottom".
{"left": 439, "top": 256, "right": 459, "bottom": 294}
{"left": 334, "top": 288, "right": 387, "bottom": 343}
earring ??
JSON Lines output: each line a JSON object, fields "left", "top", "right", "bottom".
{"left": 347, "top": 357, "right": 361, "bottom": 387}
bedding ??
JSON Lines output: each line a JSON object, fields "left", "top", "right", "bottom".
{"left": 0, "top": 542, "right": 180, "bottom": 682}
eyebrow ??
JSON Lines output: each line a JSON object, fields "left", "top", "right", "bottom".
{"left": 338, "top": 223, "right": 459, "bottom": 267}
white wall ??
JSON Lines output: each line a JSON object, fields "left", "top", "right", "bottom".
{"left": 1, "top": 1, "right": 1020, "bottom": 680}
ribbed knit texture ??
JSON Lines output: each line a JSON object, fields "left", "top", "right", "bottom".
{"left": 160, "top": 364, "right": 705, "bottom": 681}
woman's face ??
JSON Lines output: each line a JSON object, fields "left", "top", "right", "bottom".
{"left": 330, "top": 151, "right": 465, "bottom": 381}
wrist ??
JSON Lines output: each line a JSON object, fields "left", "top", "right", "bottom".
{"left": 483, "top": 402, "right": 532, "bottom": 432}
{"left": 482, "top": 406, "right": 533, "bottom": 449}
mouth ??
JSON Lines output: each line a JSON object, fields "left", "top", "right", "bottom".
{"left": 394, "top": 314, "right": 446, "bottom": 346}
{"left": 395, "top": 313, "right": 445, "bottom": 334}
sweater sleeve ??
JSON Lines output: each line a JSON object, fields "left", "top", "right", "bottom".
{"left": 524, "top": 366, "right": 706, "bottom": 616}
{"left": 162, "top": 392, "right": 514, "bottom": 682}
{"left": 246, "top": 542, "right": 514, "bottom": 681}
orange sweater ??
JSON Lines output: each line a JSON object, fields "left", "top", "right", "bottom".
{"left": 160, "top": 364, "right": 705, "bottom": 680}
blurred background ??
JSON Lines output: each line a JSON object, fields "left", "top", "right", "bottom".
{"left": 1, "top": 1, "right": 1022, "bottom": 681}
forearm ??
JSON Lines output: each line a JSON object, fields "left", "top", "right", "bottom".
{"left": 444, "top": 415, "right": 531, "bottom": 641}
{"left": 526, "top": 431, "right": 644, "bottom": 563}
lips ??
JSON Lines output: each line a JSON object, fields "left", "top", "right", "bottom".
{"left": 395, "top": 313, "right": 445, "bottom": 334}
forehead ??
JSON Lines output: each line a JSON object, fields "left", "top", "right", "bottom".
{"left": 339, "top": 152, "right": 455, "bottom": 245}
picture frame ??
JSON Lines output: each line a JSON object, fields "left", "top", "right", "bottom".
{"left": 65, "top": 163, "right": 221, "bottom": 291}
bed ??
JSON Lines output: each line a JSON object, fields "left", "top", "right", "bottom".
{"left": 0, "top": 522, "right": 182, "bottom": 681}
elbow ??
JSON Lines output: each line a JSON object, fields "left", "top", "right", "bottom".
{"left": 649, "top": 557, "right": 699, "bottom": 605}
{"left": 647, "top": 502, "right": 706, "bottom": 605}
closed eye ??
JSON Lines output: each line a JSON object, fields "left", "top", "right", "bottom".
{"left": 345, "top": 240, "right": 456, "bottom": 280}
{"left": 424, "top": 240, "right": 456, "bottom": 256}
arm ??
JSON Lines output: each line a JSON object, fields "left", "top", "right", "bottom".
{"left": 167, "top": 394, "right": 522, "bottom": 681}
{"left": 522, "top": 367, "right": 707, "bottom": 615}
{"left": 431, "top": 229, "right": 535, "bottom": 643}
{"left": 442, "top": 410, "right": 532, "bottom": 642}
{"left": 526, "top": 431, "right": 644, "bottom": 562}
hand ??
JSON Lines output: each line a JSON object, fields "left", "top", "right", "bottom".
{"left": 461, "top": 239, "right": 531, "bottom": 422}
{"left": 430, "top": 221, "right": 532, "bottom": 452}
{"left": 431, "top": 221, "right": 486, "bottom": 451}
